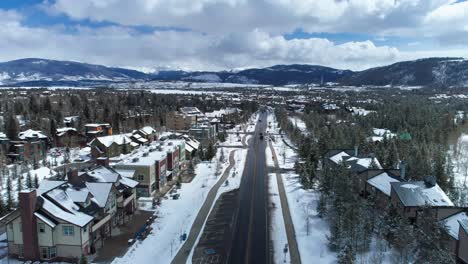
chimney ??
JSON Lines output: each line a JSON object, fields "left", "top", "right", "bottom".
{"left": 354, "top": 146, "right": 358, "bottom": 157}
{"left": 96, "top": 157, "right": 110, "bottom": 167}
{"left": 424, "top": 175, "right": 437, "bottom": 188}
{"left": 67, "top": 168, "right": 79, "bottom": 183}
{"left": 19, "top": 190, "right": 40, "bottom": 260}
{"left": 399, "top": 161, "right": 406, "bottom": 180}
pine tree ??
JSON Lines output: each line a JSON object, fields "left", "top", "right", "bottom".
{"left": 0, "top": 196, "right": 5, "bottom": 216}
{"left": 26, "top": 171, "right": 33, "bottom": 189}
{"left": 79, "top": 254, "right": 88, "bottom": 264}
{"left": 6, "top": 177, "right": 13, "bottom": 210}
{"left": 6, "top": 113, "right": 19, "bottom": 140}
{"left": 34, "top": 173, "right": 39, "bottom": 188}
{"left": 338, "top": 243, "right": 355, "bottom": 264}
{"left": 415, "top": 206, "right": 455, "bottom": 263}
{"left": 206, "top": 142, "right": 215, "bottom": 161}
{"left": 17, "top": 175, "right": 22, "bottom": 193}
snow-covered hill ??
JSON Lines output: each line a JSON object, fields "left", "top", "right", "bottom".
{"left": 2, "top": 57, "right": 468, "bottom": 88}
{"left": 0, "top": 58, "right": 150, "bottom": 85}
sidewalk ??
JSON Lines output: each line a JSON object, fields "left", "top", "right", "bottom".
{"left": 171, "top": 149, "right": 238, "bottom": 264}
{"left": 269, "top": 141, "right": 302, "bottom": 264}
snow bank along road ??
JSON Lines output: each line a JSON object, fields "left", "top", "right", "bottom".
{"left": 269, "top": 140, "right": 302, "bottom": 264}
{"left": 230, "top": 111, "right": 270, "bottom": 264}
{"left": 171, "top": 149, "right": 238, "bottom": 264}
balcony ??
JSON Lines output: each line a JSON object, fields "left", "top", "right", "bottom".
{"left": 91, "top": 213, "right": 112, "bottom": 233}
{"left": 118, "top": 193, "right": 135, "bottom": 208}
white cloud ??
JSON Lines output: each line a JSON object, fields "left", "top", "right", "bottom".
{"left": 2, "top": 1, "right": 468, "bottom": 71}
{"left": 44, "top": 0, "right": 457, "bottom": 36}
{"left": 0, "top": 12, "right": 401, "bottom": 71}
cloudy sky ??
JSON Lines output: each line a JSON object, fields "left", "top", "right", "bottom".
{"left": 1, "top": 0, "right": 468, "bottom": 71}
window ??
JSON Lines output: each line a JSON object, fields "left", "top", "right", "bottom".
{"left": 137, "top": 175, "right": 144, "bottom": 181}
{"left": 41, "top": 247, "right": 48, "bottom": 259}
{"left": 38, "top": 223, "right": 45, "bottom": 233}
{"left": 62, "top": 226, "right": 74, "bottom": 236}
{"left": 49, "top": 247, "right": 57, "bottom": 258}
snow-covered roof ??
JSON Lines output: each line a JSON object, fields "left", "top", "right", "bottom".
{"left": 86, "top": 182, "right": 113, "bottom": 208}
{"left": 329, "top": 151, "right": 351, "bottom": 164}
{"left": 119, "top": 177, "right": 139, "bottom": 188}
{"left": 441, "top": 212, "right": 468, "bottom": 240}
{"left": 65, "top": 187, "right": 90, "bottom": 203}
{"left": 180, "top": 107, "right": 203, "bottom": 115}
{"left": 34, "top": 212, "right": 57, "bottom": 228}
{"left": 118, "top": 143, "right": 167, "bottom": 166}
{"left": 114, "top": 169, "right": 136, "bottom": 179}
{"left": 0, "top": 132, "right": 9, "bottom": 140}
{"left": 356, "top": 157, "right": 382, "bottom": 169}
{"left": 139, "top": 126, "right": 156, "bottom": 135}
{"left": 56, "top": 127, "right": 77, "bottom": 136}
{"left": 373, "top": 128, "right": 396, "bottom": 138}
{"left": 367, "top": 172, "right": 401, "bottom": 196}
{"left": 93, "top": 134, "right": 132, "bottom": 148}
{"left": 391, "top": 181, "right": 454, "bottom": 207}
{"left": 42, "top": 189, "right": 93, "bottom": 227}
{"left": 80, "top": 166, "right": 120, "bottom": 183}
{"left": 37, "top": 180, "right": 65, "bottom": 195}
{"left": 18, "top": 129, "right": 47, "bottom": 140}
{"left": 85, "top": 123, "right": 110, "bottom": 127}
{"left": 185, "top": 143, "right": 194, "bottom": 153}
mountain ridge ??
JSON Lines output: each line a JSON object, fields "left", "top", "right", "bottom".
{"left": 0, "top": 57, "right": 467, "bottom": 87}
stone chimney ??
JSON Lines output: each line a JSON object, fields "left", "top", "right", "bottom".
{"left": 96, "top": 157, "right": 110, "bottom": 167}
{"left": 19, "top": 190, "right": 39, "bottom": 260}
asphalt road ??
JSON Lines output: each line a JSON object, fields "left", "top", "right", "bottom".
{"left": 229, "top": 111, "right": 269, "bottom": 264}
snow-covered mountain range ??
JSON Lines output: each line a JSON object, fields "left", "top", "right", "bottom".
{"left": 1, "top": 57, "right": 468, "bottom": 88}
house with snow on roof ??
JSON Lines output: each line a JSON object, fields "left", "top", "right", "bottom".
{"left": 133, "top": 126, "right": 158, "bottom": 142}
{"left": 113, "top": 142, "right": 168, "bottom": 197}
{"left": 390, "top": 176, "right": 465, "bottom": 224}
{"left": 358, "top": 169, "right": 403, "bottom": 207}
{"left": 440, "top": 211, "right": 468, "bottom": 263}
{"left": 8, "top": 129, "right": 49, "bottom": 163}
{"left": 55, "top": 127, "right": 86, "bottom": 148}
{"left": 90, "top": 134, "right": 137, "bottom": 159}
{"left": 2, "top": 166, "right": 138, "bottom": 262}
{"left": 84, "top": 123, "right": 112, "bottom": 142}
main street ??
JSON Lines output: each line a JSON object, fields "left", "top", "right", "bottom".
{"left": 229, "top": 110, "right": 270, "bottom": 264}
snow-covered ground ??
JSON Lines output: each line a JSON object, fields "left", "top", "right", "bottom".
{"left": 46, "top": 147, "right": 91, "bottom": 167}
{"left": 268, "top": 171, "right": 291, "bottom": 263}
{"left": 288, "top": 115, "right": 308, "bottom": 135}
{"left": 268, "top": 112, "right": 396, "bottom": 263}
{"left": 267, "top": 121, "right": 335, "bottom": 263}
{"left": 0, "top": 166, "right": 57, "bottom": 204}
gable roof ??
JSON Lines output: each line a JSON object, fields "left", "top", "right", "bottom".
{"left": 18, "top": 129, "right": 47, "bottom": 140}
{"left": 41, "top": 189, "right": 93, "bottom": 227}
{"left": 79, "top": 166, "right": 121, "bottom": 183}
{"left": 91, "top": 134, "right": 132, "bottom": 148}
{"left": 86, "top": 182, "right": 113, "bottom": 208}
{"left": 367, "top": 172, "right": 402, "bottom": 196}
{"left": 441, "top": 212, "right": 468, "bottom": 240}
{"left": 390, "top": 181, "right": 454, "bottom": 207}
{"left": 139, "top": 126, "right": 156, "bottom": 135}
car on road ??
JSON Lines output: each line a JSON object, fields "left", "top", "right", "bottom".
{"left": 259, "top": 132, "right": 264, "bottom": 140}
